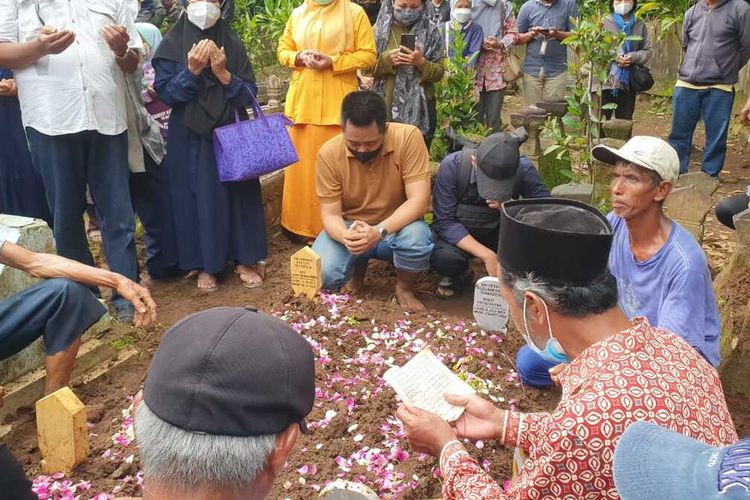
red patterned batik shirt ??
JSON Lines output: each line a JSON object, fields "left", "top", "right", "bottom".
{"left": 441, "top": 317, "right": 738, "bottom": 499}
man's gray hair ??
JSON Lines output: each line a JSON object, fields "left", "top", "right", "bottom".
{"left": 135, "top": 402, "right": 277, "bottom": 489}
{"left": 501, "top": 267, "right": 618, "bottom": 318}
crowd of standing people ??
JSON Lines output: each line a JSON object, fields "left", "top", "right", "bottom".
{"left": 5, "top": 0, "right": 743, "bottom": 314}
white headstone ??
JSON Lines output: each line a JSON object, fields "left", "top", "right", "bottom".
{"left": 472, "top": 276, "right": 509, "bottom": 332}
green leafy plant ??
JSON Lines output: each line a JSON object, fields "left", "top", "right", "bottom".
{"left": 637, "top": 0, "right": 694, "bottom": 39}
{"left": 232, "top": 0, "right": 302, "bottom": 71}
{"left": 433, "top": 26, "right": 489, "bottom": 158}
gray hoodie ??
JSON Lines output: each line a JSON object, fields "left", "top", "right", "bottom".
{"left": 678, "top": 0, "right": 750, "bottom": 85}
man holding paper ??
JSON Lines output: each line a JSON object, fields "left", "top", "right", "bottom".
{"left": 396, "top": 198, "right": 736, "bottom": 499}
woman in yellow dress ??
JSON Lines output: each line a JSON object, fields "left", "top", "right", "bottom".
{"left": 278, "top": 0, "right": 377, "bottom": 239}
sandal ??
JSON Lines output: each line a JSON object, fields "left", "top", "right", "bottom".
{"left": 197, "top": 271, "right": 219, "bottom": 292}
{"left": 236, "top": 265, "right": 264, "bottom": 289}
{"left": 435, "top": 285, "right": 456, "bottom": 299}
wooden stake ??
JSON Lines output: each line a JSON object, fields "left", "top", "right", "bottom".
{"left": 290, "top": 246, "right": 322, "bottom": 299}
{"left": 36, "top": 387, "right": 88, "bottom": 474}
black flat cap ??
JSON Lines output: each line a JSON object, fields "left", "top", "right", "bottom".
{"left": 143, "top": 306, "right": 315, "bottom": 436}
{"left": 498, "top": 198, "right": 613, "bottom": 286}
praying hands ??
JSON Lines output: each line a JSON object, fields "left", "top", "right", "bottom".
{"left": 343, "top": 221, "right": 379, "bottom": 255}
{"left": 187, "top": 39, "right": 232, "bottom": 84}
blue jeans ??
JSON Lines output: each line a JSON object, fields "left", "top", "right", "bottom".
{"left": 312, "top": 220, "right": 434, "bottom": 290}
{"left": 26, "top": 128, "right": 139, "bottom": 313}
{"left": 667, "top": 86, "right": 735, "bottom": 177}
{"left": 0, "top": 279, "right": 106, "bottom": 360}
{"left": 515, "top": 345, "right": 557, "bottom": 388}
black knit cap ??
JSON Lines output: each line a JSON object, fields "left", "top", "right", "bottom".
{"left": 498, "top": 198, "right": 613, "bottom": 286}
{"left": 143, "top": 306, "right": 315, "bottom": 436}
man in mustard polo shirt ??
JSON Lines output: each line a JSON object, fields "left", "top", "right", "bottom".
{"left": 313, "top": 91, "right": 434, "bottom": 311}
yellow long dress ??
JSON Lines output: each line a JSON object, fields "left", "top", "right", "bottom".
{"left": 278, "top": 0, "right": 376, "bottom": 238}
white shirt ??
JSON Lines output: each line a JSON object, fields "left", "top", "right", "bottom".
{"left": 0, "top": 0, "right": 143, "bottom": 136}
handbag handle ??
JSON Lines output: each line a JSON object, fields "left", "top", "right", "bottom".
{"left": 234, "top": 83, "right": 270, "bottom": 128}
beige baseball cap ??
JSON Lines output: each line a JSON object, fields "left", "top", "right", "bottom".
{"left": 591, "top": 136, "right": 679, "bottom": 184}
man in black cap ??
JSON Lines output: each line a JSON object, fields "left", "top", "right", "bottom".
{"left": 133, "top": 306, "right": 315, "bottom": 500}
{"left": 430, "top": 130, "right": 549, "bottom": 298}
{"left": 395, "top": 198, "right": 735, "bottom": 499}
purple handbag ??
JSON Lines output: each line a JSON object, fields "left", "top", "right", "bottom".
{"left": 213, "top": 88, "right": 298, "bottom": 182}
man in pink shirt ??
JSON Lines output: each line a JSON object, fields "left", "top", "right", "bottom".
{"left": 396, "top": 198, "right": 737, "bottom": 499}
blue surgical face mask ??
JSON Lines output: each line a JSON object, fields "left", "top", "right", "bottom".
{"left": 521, "top": 296, "right": 570, "bottom": 364}
{"left": 393, "top": 6, "right": 423, "bottom": 26}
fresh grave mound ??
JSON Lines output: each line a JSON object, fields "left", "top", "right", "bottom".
{"left": 268, "top": 293, "right": 559, "bottom": 499}
{"left": 14, "top": 290, "right": 558, "bottom": 499}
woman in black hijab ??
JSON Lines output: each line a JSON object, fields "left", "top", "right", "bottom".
{"left": 153, "top": 0, "right": 267, "bottom": 292}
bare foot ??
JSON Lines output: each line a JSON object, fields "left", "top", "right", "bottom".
{"left": 395, "top": 285, "right": 426, "bottom": 312}
{"left": 197, "top": 271, "right": 218, "bottom": 292}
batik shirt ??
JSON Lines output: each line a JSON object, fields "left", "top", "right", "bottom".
{"left": 441, "top": 317, "right": 738, "bottom": 499}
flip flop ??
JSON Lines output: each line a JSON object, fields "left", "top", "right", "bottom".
{"left": 197, "top": 273, "right": 219, "bottom": 292}
{"left": 435, "top": 285, "right": 456, "bottom": 299}
{"left": 238, "top": 271, "right": 263, "bottom": 289}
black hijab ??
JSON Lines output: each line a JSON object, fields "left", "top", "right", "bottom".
{"left": 154, "top": 12, "right": 255, "bottom": 139}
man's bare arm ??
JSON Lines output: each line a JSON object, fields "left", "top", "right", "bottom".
{"left": 378, "top": 179, "right": 431, "bottom": 235}
{"left": 0, "top": 242, "right": 157, "bottom": 327}
{"left": 0, "top": 29, "right": 75, "bottom": 69}
{"left": 320, "top": 200, "right": 349, "bottom": 245}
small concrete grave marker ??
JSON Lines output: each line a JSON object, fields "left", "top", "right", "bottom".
{"left": 472, "top": 276, "right": 509, "bottom": 332}
{"left": 291, "top": 246, "right": 322, "bottom": 299}
{"left": 36, "top": 386, "right": 88, "bottom": 474}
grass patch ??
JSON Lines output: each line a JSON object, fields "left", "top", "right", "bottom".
{"left": 111, "top": 335, "right": 134, "bottom": 351}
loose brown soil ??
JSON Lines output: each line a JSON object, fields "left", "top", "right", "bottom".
{"left": 5, "top": 93, "right": 750, "bottom": 499}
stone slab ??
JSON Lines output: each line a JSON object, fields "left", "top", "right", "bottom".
{"left": 472, "top": 277, "right": 509, "bottom": 333}
{"left": 672, "top": 218, "right": 703, "bottom": 242}
{"left": 676, "top": 172, "right": 719, "bottom": 198}
{"left": 664, "top": 185, "right": 713, "bottom": 224}
{"left": 551, "top": 183, "right": 594, "bottom": 204}
{"left": 734, "top": 209, "right": 750, "bottom": 262}
{"left": 0, "top": 215, "right": 55, "bottom": 299}
{"left": 602, "top": 119, "right": 634, "bottom": 141}
{"left": 591, "top": 161, "right": 615, "bottom": 208}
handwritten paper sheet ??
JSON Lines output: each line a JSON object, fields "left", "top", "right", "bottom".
{"left": 384, "top": 348, "right": 476, "bottom": 422}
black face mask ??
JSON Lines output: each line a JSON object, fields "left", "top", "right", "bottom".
{"left": 348, "top": 145, "right": 382, "bottom": 164}
{"left": 359, "top": 0, "right": 381, "bottom": 23}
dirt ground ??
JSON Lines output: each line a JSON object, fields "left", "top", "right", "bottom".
{"left": 6, "top": 93, "right": 750, "bottom": 499}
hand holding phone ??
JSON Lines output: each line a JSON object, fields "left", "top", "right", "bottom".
{"left": 400, "top": 33, "right": 416, "bottom": 52}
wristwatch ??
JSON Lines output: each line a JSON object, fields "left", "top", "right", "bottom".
{"left": 377, "top": 225, "right": 389, "bottom": 240}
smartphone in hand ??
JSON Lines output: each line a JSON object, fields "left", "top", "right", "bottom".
{"left": 400, "top": 33, "right": 416, "bottom": 52}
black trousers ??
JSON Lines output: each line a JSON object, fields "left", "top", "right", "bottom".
{"left": 715, "top": 193, "right": 749, "bottom": 229}
{"left": 602, "top": 88, "right": 637, "bottom": 121}
{"left": 424, "top": 99, "right": 437, "bottom": 148}
{"left": 0, "top": 444, "right": 35, "bottom": 500}
{"left": 430, "top": 238, "right": 472, "bottom": 278}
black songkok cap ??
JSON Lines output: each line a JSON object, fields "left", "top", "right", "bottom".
{"left": 498, "top": 198, "right": 613, "bottom": 286}
{"left": 143, "top": 306, "right": 315, "bottom": 436}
